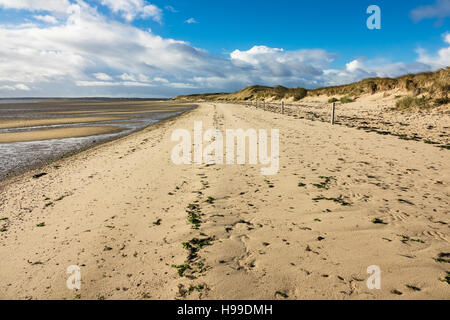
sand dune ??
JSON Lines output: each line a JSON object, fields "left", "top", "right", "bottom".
{"left": 0, "top": 103, "right": 448, "bottom": 300}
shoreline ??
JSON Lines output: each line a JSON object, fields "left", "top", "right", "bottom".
{"left": 0, "top": 106, "right": 197, "bottom": 186}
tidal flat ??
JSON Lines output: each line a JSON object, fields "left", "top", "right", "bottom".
{"left": 0, "top": 99, "right": 195, "bottom": 179}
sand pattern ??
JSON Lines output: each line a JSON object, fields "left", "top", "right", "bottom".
{"left": 243, "top": 93, "right": 450, "bottom": 147}
{"left": 0, "top": 103, "right": 448, "bottom": 300}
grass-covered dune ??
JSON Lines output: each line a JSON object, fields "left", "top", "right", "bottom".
{"left": 174, "top": 68, "right": 449, "bottom": 109}
{"left": 174, "top": 85, "right": 307, "bottom": 102}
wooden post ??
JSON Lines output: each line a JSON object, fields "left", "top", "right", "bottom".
{"left": 281, "top": 101, "right": 285, "bottom": 115}
{"left": 331, "top": 102, "right": 336, "bottom": 125}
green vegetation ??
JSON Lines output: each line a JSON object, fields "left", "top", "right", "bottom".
{"left": 395, "top": 96, "right": 430, "bottom": 109}
{"left": 310, "top": 68, "right": 449, "bottom": 99}
{"left": 398, "top": 199, "right": 415, "bottom": 205}
{"left": 328, "top": 97, "right": 339, "bottom": 103}
{"left": 172, "top": 264, "right": 190, "bottom": 277}
{"left": 435, "top": 253, "right": 450, "bottom": 264}
{"left": 275, "top": 291, "right": 289, "bottom": 298}
{"left": 189, "top": 284, "right": 206, "bottom": 293}
{"left": 372, "top": 218, "right": 388, "bottom": 225}
{"left": 36, "top": 222, "right": 46, "bottom": 227}
{"left": 312, "top": 196, "right": 351, "bottom": 206}
{"left": 205, "top": 196, "right": 215, "bottom": 204}
{"left": 175, "top": 85, "right": 307, "bottom": 102}
{"left": 439, "top": 272, "right": 450, "bottom": 285}
{"left": 174, "top": 68, "right": 450, "bottom": 110}
{"left": 186, "top": 203, "right": 202, "bottom": 229}
{"left": 187, "top": 212, "right": 202, "bottom": 228}
{"left": 312, "top": 176, "right": 336, "bottom": 190}
{"left": 398, "top": 234, "right": 424, "bottom": 244}
{"left": 405, "top": 284, "right": 421, "bottom": 291}
{"left": 340, "top": 96, "right": 354, "bottom": 104}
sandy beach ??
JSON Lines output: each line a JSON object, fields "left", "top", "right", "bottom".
{"left": 0, "top": 102, "right": 449, "bottom": 300}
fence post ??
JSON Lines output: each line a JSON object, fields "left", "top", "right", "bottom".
{"left": 331, "top": 102, "right": 336, "bottom": 125}
{"left": 281, "top": 101, "right": 285, "bottom": 115}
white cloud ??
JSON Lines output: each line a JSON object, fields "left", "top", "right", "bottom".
{"left": 0, "top": 83, "right": 31, "bottom": 91}
{"left": 0, "top": 1, "right": 447, "bottom": 97}
{"left": 446, "top": 33, "right": 450, "bottom": 44}
{"left": 93, "top": 72, "right": 113, "bottom": 81}
{"left": 346, "top": 59, "right": 365, "bottom": 72}
{"left": 229, "top": 45, "right": 334, "bottom": 87}
{"left": 410, "top": 0, "right": 450, "bottom": 22}
{"left": 0, "top": 2, "right": 214, "bottom": 87}
{"left": 138, "top": 74, "right": 150, "bottom": 82}
{"left": 165, "top": 5, "right": 178, "bottom": 13}
{"left": 0, "top": 0, "right": 71, "bottom": 14}
{"left": 101, "top": 0, "right": 162, "bottom": 22}
{"left": 34, "top": 15, "right": 58, "bottom": 24}
{"left": 76, "top": 80, "right": 153, "bottom": 87}
{"left": 185, "top": 18, "right": 198, "bottom": 24}
{"left": 417, "top": 46, "right": 450, "bottom": 69}
{"left": 168, "top": 82, "right": 197, "bottom": 89}
{"left": 119, "top": 73, "right": 136, "bottom": 81}
{"left": 154, "top": 77, "right": 169, "bottom": 83}
{"left": 15, "top": 83, "right": 31, "bottom": 90}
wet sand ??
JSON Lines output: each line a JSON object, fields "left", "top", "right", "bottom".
{"left": 50, "top": 109, "right": 187, "bottom": 116}
{"left": 0, "top": 126, "right": 124, "bottom": 143}
{"left": 0, "top": 99, "right": 195, "bottom": 180}
{"left": 0, "top": 102, "right": 448, "bottom": 300}
{"left": 0, "top": 117, "right": 130, "bottom": 130}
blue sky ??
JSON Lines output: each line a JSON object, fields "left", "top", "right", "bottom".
{"left": 151, "top": 0, "right": 445, "bottom": 60}
{"left": 0, "top": 0, "right": 449, "bottom": 97}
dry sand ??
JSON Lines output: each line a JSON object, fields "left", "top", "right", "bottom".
{"left": 0, "top": 103, "right": 449, "bottom": 300}
{"left": 0, "top": 126, "right": 124, "bottom": 143}
{"left": 261, "top": 92, "right": 450, "bottom": 146}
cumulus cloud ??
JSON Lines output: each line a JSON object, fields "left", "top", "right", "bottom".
{"left": 34, "top": 15, "right": 59, "bottom": 24}
{"left": 416, "top": 38, "right": 450, "bottom": 69}
{"left": 76, "top": 80, "right": 153, "bottom": 87}
{"left": 0, "top": 83, "right": 30, "bottom": 91}
{"left": 185, "top": 18, "right": 198, "bottom": 24}
{"left": 0, "top": 1, "right": 216, "bottom": 85}
{"left": 227, "top": 46, "right": 335, "bottom": 88}
{"left": 119, "top": 73, "right": 136, "bottom": 81}
{"left": 164, "top": 5, "right": 178, "bottom": 13}
{"left": 101, "top": 0, "right": 162, "bottom": 22}
{"left": 93, "top": 72, "right": 113, "bottom": 81}
{"left": 323, "top": 56, "right": 433, "bottom": 86}
{"left": 346, "top": 59, "right": 366, "bottom": 72}
{"left": 154, "top": 77, "right": 169, "bottom": 83}
{"left": 0, "top": 0, "right": 71, "bottom": 14}
{"left": 410, "top": 0, "right": 450, "bottom": 23}
{"left": 138, "top": 74, "right": 150, "bottom": 82}
{"left": 0, "top": 0, "right": 448, "bottom": 97}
